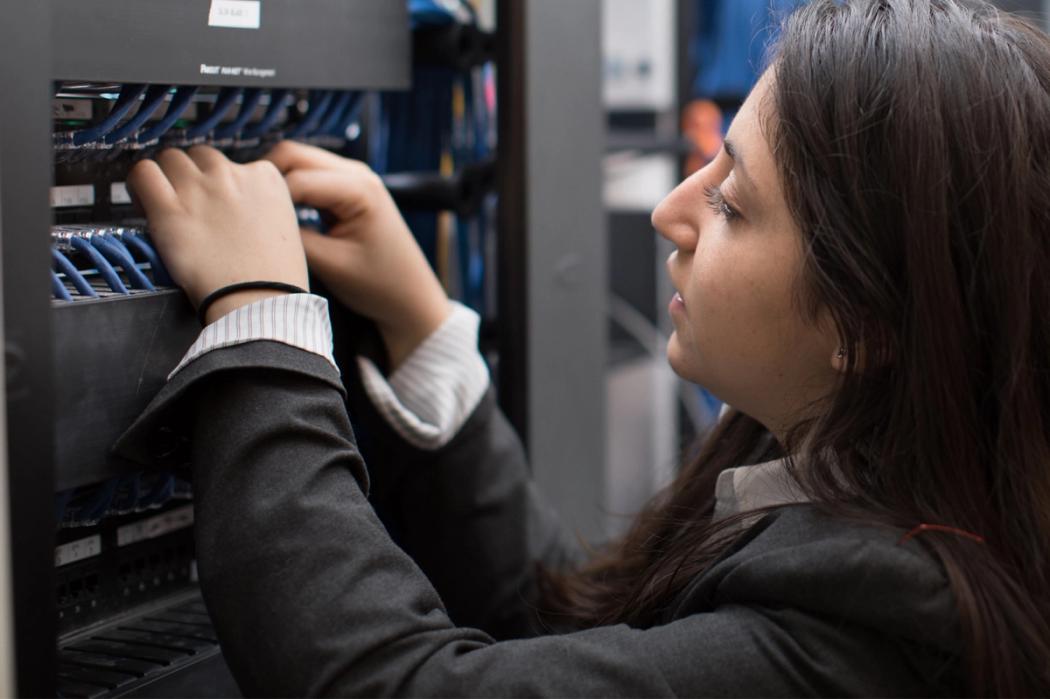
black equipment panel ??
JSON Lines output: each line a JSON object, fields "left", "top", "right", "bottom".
{"left": 53, "top": 0, "right": 411, "bottom": 90}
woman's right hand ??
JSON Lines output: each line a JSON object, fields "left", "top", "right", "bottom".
{"left": 265, "top": 141, "right": 451, "bottom": 370}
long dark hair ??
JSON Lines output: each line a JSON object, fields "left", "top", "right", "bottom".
{"left": 540, "top": 1, "right": 1050, "bottom": 695}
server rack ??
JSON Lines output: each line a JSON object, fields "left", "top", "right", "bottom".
{"left": 1, "top": 0, "right": 606, "bottom": 694}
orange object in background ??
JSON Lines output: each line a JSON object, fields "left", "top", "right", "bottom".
{"left": 681, "top": 99, "right": 724, "bottom": 176}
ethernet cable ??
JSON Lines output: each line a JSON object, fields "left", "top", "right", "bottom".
{"left": 51, "top": 270, "right": 72, "bottom": 301}
{"left": 134, "top": 85, "right": 198, "bottom": 146}
{"left": 66, "top": 84, "right": 149, "bottom": 147}
{"left": 241, "top": 88, "right": 290, "bottom": 140}
{"left": 317, "top": 91, "right": 354, "bottom": 135}
{"left": 212, "top": 88, "right": 264, "bottom": 141}
{"left": 121, "top": 230, "right": 173, "bottom": 286}
{"left": 51, "top": 247, "right": 97, "bottom": 297}
{"left": 70, "top": 235, "right": 128, "bottom": 294}
{"left": 91, "top": 234, "right": 154, "bottom": 291}
{"left": 183, "top": 87, "right": 243, "bottom": 141}
{"left": 103, "top": 84, "right": 171, "bottom": 145}
{"left": 285, "top": 90, "right": 335, "bottom": 140}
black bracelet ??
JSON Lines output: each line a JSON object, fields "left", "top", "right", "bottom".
{"left": 197, "top": 281, "right": 308, "bottom": 326}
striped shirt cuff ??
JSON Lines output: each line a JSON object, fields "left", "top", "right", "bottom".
{"left": 357, "top": 302, "right": 490, "bottom": 451}
{"left": 168, "top": 293, "right": 336, "bottom": 379}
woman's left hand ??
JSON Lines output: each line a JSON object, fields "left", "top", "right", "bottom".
{"left": 127, "top": 146, "right": 309, "bottom": 323}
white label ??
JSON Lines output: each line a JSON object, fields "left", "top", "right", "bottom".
{"left": 53, "top": 99, "right": 93, "bottom": 120}
{"left": 50, "top": 185, "right": 95, "bottom": 208}
{"left": 55, "top": 535, "right": 101, "bottom": 567}
{"left": 208, "top": 0, "right": 260, "bottom": 29}
{"left": 117, "top": 504, "right": 194, "bottom": 547}
{"left": 110, "top": 182, "right": 132, "bottom": 205}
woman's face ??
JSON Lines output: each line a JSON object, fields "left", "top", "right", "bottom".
{"left": 651, "top": 74, "right": 840, "bottom": 436}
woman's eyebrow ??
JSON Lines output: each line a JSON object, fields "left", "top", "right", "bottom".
{"left": 722, "top": 138, "right": 759, "bottom": 200}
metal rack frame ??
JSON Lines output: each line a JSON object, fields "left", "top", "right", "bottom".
{"left": 2, "top": 0, "right": 608, "bottom": 693}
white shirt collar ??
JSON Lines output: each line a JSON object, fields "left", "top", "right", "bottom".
{"left": 713, "top": 457, "right": 810, "bottom": 522}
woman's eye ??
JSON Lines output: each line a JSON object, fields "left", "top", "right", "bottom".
{"left": 703, "top": 185, "right": 740, "bottom": 222}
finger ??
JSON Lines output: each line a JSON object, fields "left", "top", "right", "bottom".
{"left": 284, "top": 168, "right": 379, "bottom": 220}
{"left": 265, "top": 139, "right": 363, "bottom": 174}
{"left": 126, "top": 159, "right": 178, "bottom": 215}
{"left": 300, "top": 228, "right": 355, "bottom": 278}
{"left": 186, "top": 144, "right": 230, "bottom": 173}
{"left": 154, "top": 148, "right": 203, "bottom": 190}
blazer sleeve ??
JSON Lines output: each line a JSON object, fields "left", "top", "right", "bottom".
{"left": 114, "top": 341, "right": 940, "bottom": 698}
{"left": 341, "top": 354, "right": 584, "bottom": 639}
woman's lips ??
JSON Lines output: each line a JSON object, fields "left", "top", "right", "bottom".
{"left": 669, "top": 291, "right": 686, "bottom": 314}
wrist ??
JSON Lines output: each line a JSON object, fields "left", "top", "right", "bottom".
{"left": 203, "top": 289, "right": 295, "bottom": 325}
{"left": 378, "top": 297, "right": 453, "bottom": 371}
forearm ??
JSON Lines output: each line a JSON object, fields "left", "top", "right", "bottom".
{"left": 183, "top": 347, "right": 485, "bottom": 695}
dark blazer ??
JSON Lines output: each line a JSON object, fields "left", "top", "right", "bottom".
{"left": 116, "top": 341, "right": 963, "bottom": 697}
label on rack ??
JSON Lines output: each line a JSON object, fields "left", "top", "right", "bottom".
{"left": 50, "top": 185, "right": 95, "bottom": 208}
{"left": 53, "top": 99, "right": 93, "bottom": 121}
{"left": 110, "top": 182, "right": 132, "bottom": 205}
{"left": 55, "top": 535, "right": 101, "bottom": 567}
{"left": 208, "top": 0, "right": 261, "bottom": 29}
{"left": 116, "top": 504, "right": 194, "bottom": 547}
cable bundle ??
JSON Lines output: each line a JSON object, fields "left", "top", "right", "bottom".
{"left": 55, "top": 473, "right": 192, "bottom": 528}
{"left": 374, "top": 0, "right": 496, "bottom": 315}
{"left": 53, "top": 85, "right": 367, "bottom": 159}
{"left": 51, "top": 226, "right": 173, "bottom": 301}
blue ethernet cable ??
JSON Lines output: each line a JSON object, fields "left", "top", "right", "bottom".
{"left": 409, "top": 0, "right": 459, "bottom": 28}
{"left": 103, "top": 84, "right": 170, "bottom": 145}
{"left": 51, "top": 270, "right": 72, "bottom": 301}
{"left": 91, "top": 234, "right": 154, "bottom": 291}
{"left": 212, "top": 88, "right": 264, "bottom": 140}
{"left": 317, "top": 91, "right": 353, "bottom": 136}
{"left": 286, "top": 90, "right": 335, "bottom": 140}
{"left": 54, "top": 489, "right": 73, "bottom": 526}
{"left": 242, "top": 89, "right": 290, "bottom": 140}
{"left": 121, "top": 231, "right": 173, "bottom": 286}
{"left": 69, "top": 84, "right": 148, "bottom": 147}
{"left": 68, "top": 477, "right": 120, "bottom": 526}
{"left": 135, "top": 85, "right": 197, "bottom": 145}
{"left": 51, "top": 247, "right": 97, "bottom": 297}
{"left": 184, "top": 87, "right": 243, "bottom": 141}
{"left": 69, "top": 236, "right": 128, "bottom": 294}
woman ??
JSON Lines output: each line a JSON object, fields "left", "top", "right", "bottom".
{"left": 120, "top": 0, "right": 1050, "bottom": 695}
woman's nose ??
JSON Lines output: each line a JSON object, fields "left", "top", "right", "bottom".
{"left": 652, "top": 174, "right": 702, "bottom": 251}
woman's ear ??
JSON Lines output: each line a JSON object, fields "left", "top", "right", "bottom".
{"left": 831, "top": 344, "right": 848, "bottom": 373}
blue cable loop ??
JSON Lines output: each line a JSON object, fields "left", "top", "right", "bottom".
{"left": 70, "top": 84, "right": 148, "bottom": 147}
{"left": 51, "top": 270, "right": 72, "bottom": 301}
{"left": 70, "top": 236, "right": 128, "bottom": 294}
{"left": 135, "top": 85, "right": 197, "bottom": 144}
{"left": 318, "top": 91, "right": 353, "bottom": 135}
{"left": 185, "top": 87, "right": 243, "bottom": 140}
{"left": 103, "top": 84, "right": 170, "bottom": 145}
{"left": 242, "top": 89, "right": 290, "bottom": 140}
{"left": 286, "top": 90, "right": 335, "bottom": 139}
{"left": 51, "top": 247, "right": 97, "bottom": 297}
{"left": 122, "top": 231, "right": 173, "bottom": 286}
{"left": 212, "top": 88, "right": 264, "bottom": 140}
{"left": 92, "top": 235, "right": 154, "bottom": 291}
{"left": 99, "top": 234, "right": 156, "bottom": 289}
